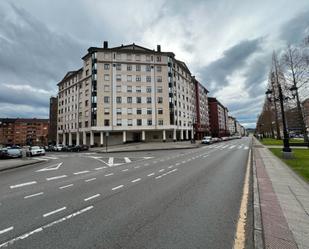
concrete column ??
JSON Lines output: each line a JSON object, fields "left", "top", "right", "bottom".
{"left": 173, "top": 129, "right": 177, "bottom": 142}
{"left": 100, "top": 131, "right": 104, "bottom": 146}
{"left": 90, "top": 131, "right": 94, "bottom": 146}
{"left": 142, "top": 131, "right": 145, "bottom": 141}
{"left": 191, "top": 128, "right": 194, "bottom": 139}
{"left": 163, "top": 130, "right": 166, "bottom": 142}
{"left": 68, "top": 132, "right": 72, "bottom": 146}
{"left": 63, "top": 133, "right": 66, "bottom": 145}
{"left": 186, "top": 129, "right": 189, "bottom": 140}
{"left": 83, "top": 131, "right": 86, "bottom": 145}
{"left": 56, "top": 132, "right": 59, "bottom": 145}
{"left": 123, "top": 131, "right": 126, "bottom": 143}
{"left": 76, "top": 132, "right": 80, "bottom": 146}
{"left": 180, "top": 129, "right": 184, "bottom": 140}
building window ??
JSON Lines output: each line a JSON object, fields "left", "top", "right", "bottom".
{"left": 136, "top": 97, "right": 142, "bottom": 103}
{"left": 86, "top": 69, "right": 89, "bottom": 76}
{"left": 147, "top": 108, "right": 152, "bottom": 115}
{"left": 128, "top": 119, "right": 133, "bottom": 126}
{"left": 104, "top": 74, "right": 110, "bottom": 81}
{"left": 137, "top": 119, "right": 142, "bottom": 126}
{"left": 158, "top": 97, "right": 163, "bottom": 104}
{"left": 127, "top": 108, "right": 132, "bottom": 115}
{"left": 136, "top": 86, "right": 141, "bottom": 92}
{"left": 127, "top": 75, "right": 132, "bottom": 82}
{"left": 116, "top": 64, "right": 121, "bottom": 70}
{"left": 156, "top": 66, "right": 162, "bottom": 72}
{"left": 127, "top": 97, "right": 132, "bottom": 103}
{"left": 127, "top": 54, "right": 132, "bottom": 61}
{"left": 116, "top": 97, "right": 122, "bottom": 103}
{"left": 136, "top": 65, "right": 141, "bottom": 71}
{"left": 116, "top": 85, "right": 121, "bottom": 92}
{"left": 104, "top": 96, "right": 109, "bottom": 103}
{"left": 156, "top": 56, "right": 161, "bottom": 62}
{"left": 136, "top": 75, "right": 141, "bottom": 82}
{"left": 146, "top": 76, "right": 151, "bottom": 82}
{"left": 147, "top": 119, "right": 152, "bottom": 126}
{"left": 136, "top": 108, "right": 142, "bottom": 115}
{"left": 104, "top": 85, "right": 110, "bottom": 92}
{"left": 116, "top": 74, "right": 121, "bottom": 81}
{"left": 146, "top": 65, "right": 151, "bottom": 72}
{"left": 146, "top": 86, "right": 151, "bottom": 93}
{"left": 104, "top": 64, "right": 110, "bottom": 70}
{"left": 127, "top": 86, "right": 132, "bottom": 92}
{"left": 157, "top": 76, "right": 162, "bottom": 82}
{"left": 158, "top": 108, "right": 163, "bottom": 114}
{"left": 116, "top": 108, "right": 122, "bottom": 115}
{"left": 146, "top": 55, "right": 151, "bottom": 61}
{"left": 104, "top": 108, "right": 110, "bottom": 114}
{"left": 117, "top": 119, "right": 122, "bottom": 126}
{"left": 158, "top": 119, "right": 163, "bottom": 125}
{"left": 104, "top": 119, "right": 110, "bottom": 126}
{"left": 85, "top": 121, "right": 89, "bottom": 127}
{"left": 147, "top": 97, "right": 152, "bottom": 104}
{"left": 157, "top": 87, "right": 163, "bottom": 93}
{"left": 85, "top": 100, "right": 89, "bottom": 106}
{"left": 135, "top": 55, "right": 140, "bottom": 61}
{"left": 127, "top": 65, "right": 132, "bottom": 71}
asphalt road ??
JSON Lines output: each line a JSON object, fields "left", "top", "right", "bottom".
{"left": 0, "top": 137, "right": 252, "bottom": 249}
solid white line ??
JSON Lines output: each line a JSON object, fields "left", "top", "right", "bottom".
{"left": 24, "top": 192, "right": 44, "bottom": 199}
{"left": 0, "top": 206, "right": 93, "bottom": 248}
{"left": 94, "top": 167, "right": 105, "bottom": 170}
{"left": 84, "top": 194, "right": 100, "bottom": 201}
{"left": 0, "top": 226, "right": 13, "bottom": 235}
{"left": 112, "top": 185, "right": 123, "bottom": 191}
{"left": 104, "top": 173, "right": 114, "bottom": 176}
{"left": 46, "top": 175, "right": 67, "bottom": 181}
{"left": 73, "top": 171, "right": 89, "bottom": 175}
{"left": 10, "top": 181, "right": 37, "bottom": 189}
{"left": 59, "top": 184, "right": 73, "bottom": 189}
{"left": 124, "top": 157, "right": 131, "bottom": 163}
{"left": 131, "top": 178, "right": 141, "bottom": 183}
{"left": 122, "top": 169, "right": 129, "bottom": 172}
{"left": 147, "top": 173, "right": 155, "bottom": 176}
{"left": 43, "top": 206, "right": 66, "bottom": 217}
{"left": 85, "top": 178, "right": 96, "bottom": 182}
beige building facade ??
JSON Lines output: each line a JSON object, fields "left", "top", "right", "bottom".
{"left": 57, "top": 43, "right": 197, "bottom": 146}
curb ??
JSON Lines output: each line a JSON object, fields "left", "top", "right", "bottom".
{"left": 252, "top": 148, "right": 264, "bottom": 249}
{"left": 91, "top": 145, "right": 200, "bottom": 153}
{"left": 0, "top": 160, "right": 44, "bottom": 173}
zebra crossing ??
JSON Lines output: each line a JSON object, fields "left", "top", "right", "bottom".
{"left": 207, "top": 144, "right": 249, "bottom": 150}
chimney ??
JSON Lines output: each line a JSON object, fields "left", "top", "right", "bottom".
{"left": 157, "top": 45, "right": 161, "bottom": 52}
{"left": 103, "top": 41, "right": 108, "bottom": 49}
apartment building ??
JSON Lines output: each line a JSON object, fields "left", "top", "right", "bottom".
{"left": 193, "top": 77, "right": 210, "bottom": 139}
{"left": 0, "top": 118, "right": 49, "bottom": 146}
{"left": 208, "top": 97, "right": 229, "bottom": 137}
{"left": 228, "top": 116, "right": 237, "bottom": 135}
{"left": 57, "top": 42, "right": 197, "bottom": 146}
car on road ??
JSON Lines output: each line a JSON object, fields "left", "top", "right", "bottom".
{"left": 26, "top": 146, "right": 45, "bottom": 157}
{"left": 201, "top": 136, "right": 212, "bottom": 144}
{"left": 69, "top": 145, "right": 89, "bottom": 152}
{"left": 0, "top": 147, "right": 22, "bottom": 159}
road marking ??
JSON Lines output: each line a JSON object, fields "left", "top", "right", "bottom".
{"left": 43, "top": 207, "right": 66, "bottom": 217}
{"left": 131, "top": 178, "right": 141, "bottom": 183}
{"left": 168, "top": 165, "right": 174, "bottom": 169}
{"left": 233, "top": 149, "right": 251, "bottom": 249}
{"left": 134, "top": 166, "right": 140, "bottom": 169}
{"left": 159, "top": 169, "right": 165, "bottom": 172}
{"left": 0, "top": 206, "right": 93, "bottom": 248}
{"left": 84, "top": 194, "right": 100, "bottom": 201}
{"left": 122, "top": 169, "right": 129, "bottom": 172}
{"left": 147, "top": 173, "right": 155, "bottom": 176}
{"left": 0, "top": 226, "right": 13, "bottom": 235}
{"left": 46, "top": 175, "right": 67, "bottom": 181}
{"left": 112, "top": 185, "right": 123, "bottom": 191}
{"left": 104, "top": 173, "right": 114, "bottom": 176}
{"left": 229, "top": 145, "right": 236, "bottom": 149}
{"left": 32, "top": 157, "right": 48, "bottom": 161}
{"left": 10, "top": 181, "right": 37, "bottom": 189}
{"left": 36, "top": 162, "right": 63, "bottom": 172}
{"left": 85, "top": 178, "right": 96, "bottom": 182}
{"left": 40, "top": 156, "right": 58, "bottom": 160}
{"left": 238, "top": 145, "right": 243, "bottom": 149}
{"left": 108, "top": 157, "right": 114, "bottom": 166}
{"left": 73, "top": 171, "right": 89, "bottom": 175}
{"left": 94, "top": 167, "right": 105, "bottom": 170}
{"left": 124, "top": 157, "right": 131, "bottom": 163}
{"left": 175, "top": 162, "right": 180, "bottom": 166}
{"left": 244, "top": 146, "right": 249, "bottom": 150}
{"left": 24, "top": 192, "right": 44, "bottom": 199}
{"left": 59, "top": 184, "right": 73, "bottom": 189}
{"left": 155, "top": 168, "right": 178, "bottom": 179}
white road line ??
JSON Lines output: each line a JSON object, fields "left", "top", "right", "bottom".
{"left": 73, "top": 171, "right": 89, "bottom": 175}
{"left": 85, "top": 178, "right": 96, "bottom": 182}
{"left": 134, "top": 166, "right": 140, "bottom": 169}
{"left": 238, "top": 145, "right": 243, "bottom": 149}
{"left": 94, "top": 167, "right": 105, "bottom": 170}
{"left": 244, "top": 146, "right": 249, "bottom": 150}
{"left": 124, "top": 157, "right": 131, "bottom": 163}
{"left": 175, "top": 162, "right": 180, "bottom": 166}
{"left": 147, "top": 173, "right": 155, "bottom": 176}
{"left": 131, "top": 178, "right": 141, "bottom": 183}
{"left": 104, "top": 173, "right": 114, "bottom": 176}
{"left": 229, "top": 145, "right": 236, "bottom": 149}
{"left": 41, "top": 156, "right": 58, "bottom": 160}
{"left": 0, "top": 226, "right": 13, "bottom": 235}
{"left": 10, "top": 181, "right": 37, "bottom": 189}
{"left": 46, "top": 175, "right": 67, "bottom": 181}
{"left": 84, "top": 194, "right": 100, "bottom": 201}
{"left": 0, "top": 206, "right": 93, "bottom": 248}
{"left": 168, "top": 165, "right": 174, "bottom": 169}
{"left": 155, "top": 168, "right": 178, "bottom": 179}
{"left": 122, "top": 169, "right": 129, "bottom": 172}
{"left": 181, "top": 161, "right": 186, "bottom": 163}
{"left": 112, "top": 185, "right": 123, "bottom": 191}
{"left": 159, "top": 169, "right": 165, "bottom": 172}
{"left": 24, "top": 192, "right": 43, "bottom": 199}
{"left": 203, "top": 155, "right": 209, "bottom": 158}
{"left": 32, "top": 158, "right": 48, "bottom": 161}
{"left": 59, "top": 184, "right": 73, "bottom": 189}
{"left": 108, "top": 157, "right": 114, "bottom": 165}
{"left": 43, "top": 206, "right": 66, "bottom": 218}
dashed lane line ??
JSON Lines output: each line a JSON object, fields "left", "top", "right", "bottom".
{"left": 0, "top": 206, "right": 93, "bottom": 248}
{"left": 159, "top": 169, "right": 165, "bottom": 172}
{"left": 131, "top": 178, "right": 141, "bottom": 183}
{"left": 24, "top": 192, "right": 44, "bottom": 199}
{"left": 104, "top": 173, "right": 114, "bottom": 177}
{"left": 147, "top": 173, "right": 155, "bottom": 177}
{"left": 59, "top": 184, "right": 73, "bottom": 189}
{"left": 0, "top": 226, "right": 13, "bottom": 235}
{"left": 84, "top": 194, "right": 100, "bottom": 202}
{"left": 46, "top": 175, "right": 67, "bottom": 181}
{"left": 122, "top": 169, "right": 129, "bottom": 172}
{"left": 112, "top": 185, "right": 124, "bottom": 191}
{"left": 73, "top": 171, "right": 90, "bottom": 175}
{"left": 43, "top": 206, "right": 67, "bottom": 218}
{"left": 155, "top": 168, "right": 178, "bottom": 179}
{"left": 85, "top": 178, "right": 96, "bottom": 182}
{"left": 94, "top": 167, "right": 106, "bottom": 170}
{"left": 10, "top": 181, "right": 37, "bottom": 189}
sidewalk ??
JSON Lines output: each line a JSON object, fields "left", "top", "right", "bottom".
{"left": 0, "top": 158, "right": 41, "bottom": 172}
{"left": 90, "top": 141, "right": 200, "bottom": 153}
{"left": 253, "top": 138, "right": 309, "bottom": 249}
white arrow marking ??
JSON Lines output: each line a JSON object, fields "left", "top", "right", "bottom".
{"left": 36, "top": 162, "right": 63, "bottom": 172}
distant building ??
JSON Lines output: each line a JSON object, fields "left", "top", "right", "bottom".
{"left": 0, "top": 118, "right": 49, "bottom": 146}
{"left": 48, "top": 97, "right": 58, "bottom": 145}
{"left": 193, "top": 77, "right": 210, "bottom": 139}
{"left": 208, "top": 97, "right": 229, "bottom": 137}
{"left": 228, "top": 116, "right": 237, "bottom": 135}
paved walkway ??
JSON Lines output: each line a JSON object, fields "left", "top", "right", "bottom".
{"left": 253, "top": 138, "right": 309, "bottom": 249}
{"left": 90, "top": 141, "right": 200, "bottom": 153}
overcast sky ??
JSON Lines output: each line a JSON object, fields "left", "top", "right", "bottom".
{"left": 0, "top": 0, "right": 309, "bottom": 128}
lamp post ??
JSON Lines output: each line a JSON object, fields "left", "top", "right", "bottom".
{"left": 266, "top": 84, "right": 292, "bottom": 154}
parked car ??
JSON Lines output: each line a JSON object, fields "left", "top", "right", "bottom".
{"left": 53, "top": 145, "right": 64, "bottom": 152}
{"left": 201, "top": 136, "right": 212, "bottom": 144}
{"left": 73, "top": 145, "right": 89, "bottom": 152}
{"left": 26, "top": 146, "right": 45, "bottom": 157}
{"left": 0, "top": 148, "right": 22, "bottom": 159}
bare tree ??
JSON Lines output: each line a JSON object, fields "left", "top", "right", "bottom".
{"left": 281, "top": 44, "right": 309, "bottom": 142}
